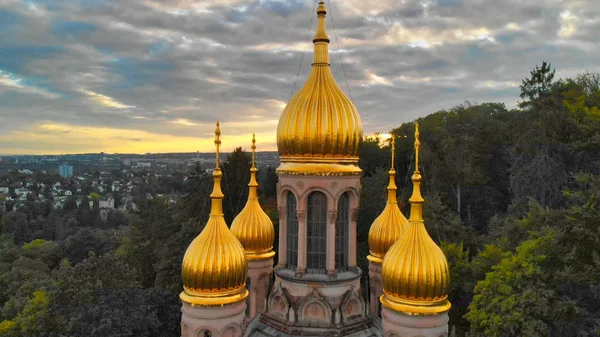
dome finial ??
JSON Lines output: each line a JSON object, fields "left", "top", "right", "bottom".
{"left": 409, "top": 122, "right": 424, "bottom": 221}
{"left": 386, "top": 136, "right": 397, "bottom": 204}
{"left": 251, "top": 133, "right": 256, "bottom": 169}
{"left": 248, "top": 134, "right": 258, "bottom": 199}
{"left": 210, "top": 121, "right": 224, "bottom": 216}
{"left": 312, "top": 1, "right": 330, "bottom": 65}
{"left": 214, "top": 121, "right": 221, "bottom": 169}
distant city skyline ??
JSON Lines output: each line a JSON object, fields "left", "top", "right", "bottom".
{"left": 1, "top": 0, "right": 598, "bottom": 154}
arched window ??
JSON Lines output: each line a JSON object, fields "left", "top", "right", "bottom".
{"left": 307, "top": 192, "right": 327, "bottom": 274}
{"left": 335, "top": 192, "right": 349, "bottom": 271}
{"left": 286, "top": 192, "right": 298, "bottom": 270}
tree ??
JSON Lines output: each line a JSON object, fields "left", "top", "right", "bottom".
{"left": 221, "top": 147, "right": 251, "bottom": 224}
{"left": 49, "top": 253, "right": 160, "bottom": 337}
{"left": 519, "top": 61, "right": 556, "bottom": 109}
{"left": 467, "top": 175, "right": 600, "bottom": 336}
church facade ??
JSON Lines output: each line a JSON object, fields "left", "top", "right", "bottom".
{"left": 179, "top": 2, "right": 451, "bottom": 337}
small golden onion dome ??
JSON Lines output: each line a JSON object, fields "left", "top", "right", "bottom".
{"left": 180, "top": 122, "right": 249, "bottom": 307}
{"left": 231, "top": 134, "right": 275, "bottom": 260}
{"left": 276, "top": 1, "right": 363, "bottom": 174}
{"left": 367, "top": 138, "right": 409, "bottom": 264}
{"left": 381, "top": 123, "right": 451, "bottom": 315}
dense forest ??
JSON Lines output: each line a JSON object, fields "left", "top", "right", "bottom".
{"left": 1, "top": 63, "right": 599, "bottom": 337}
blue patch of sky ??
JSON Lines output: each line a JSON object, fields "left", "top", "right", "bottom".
{"left": 436, "top": 0, "right": 462, "bottom": 6}
{"left": 51, "top": 20, "right": 96, "bottom": 38}
{"left": 496, "top": 33, "right": 518, "bottom": 45}
{"left": 423, "top": 60, "right": 449, "bottom": 69}
{"left": 25, "top": 0, "right": 63, "bottom": 11}
{"left": 465, "top": 45, "right": 484, "bottom": 63}
{"left": 107, "top": 58, "right": 174, "bottom": 89}
{"left": 229, "top": 5, "right": 251, "bottom": 23}
{"left": 443, "top": 87, "right": 461, "bottom": 94}
{"left": 0, "top": 45, "right": 66, "bottom": 74}
{"left": 0, "top": 69, "right": 66, "bottom": 99}
{"left": 488, "top": 87, "right": 520, "bottom": 98}
{"left": 148, "top": 41, "right": 171, "bottom": 56}
{"left": 0, "top": 10, "right": 21, "bottom": 28}
{"left": 258, "top": 0, "right": 306, "bottom": 17}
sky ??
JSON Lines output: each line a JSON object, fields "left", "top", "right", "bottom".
{"left": 0, "top": 0, "right": 598, "bottom": 155}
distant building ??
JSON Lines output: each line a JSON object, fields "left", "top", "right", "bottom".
{"left": 59, "top": 164, "right": 73, "bottom": 178}
{"left": 136, "top": 162, "right": 151, "bottom": 168}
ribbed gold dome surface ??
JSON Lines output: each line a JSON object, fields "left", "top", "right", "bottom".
{"left": 368, "top": 139, "right": 409, "bottom": 264}
{"left": 181, "top": 123, "right": 249, "bottom": 307}
{"left": 381, "top": 123, "right": 450, "bottom": 315}
{"left": 276, "top": 1, "right": 363, "bottom": 168}
{"left": 231, "top": 135, "right": 275, "bottom": 260}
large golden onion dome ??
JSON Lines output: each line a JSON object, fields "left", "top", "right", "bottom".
{"left": 277, "top": 1, "right": 363, "bottom": 175}
{"left": 381, "top": 123, "right": 451, "bottom": 315}
{"left": 181, "top": 122, "right": 249, "bottom": 306}
{"left": 231, "top": 134, "right": 275, "bottom": 260}
{"left": 367, "top": 138, "right": 409, "bottom": 264}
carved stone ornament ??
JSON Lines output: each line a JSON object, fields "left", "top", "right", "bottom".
{"left": 330, "top": 181, "right": 338, "bottom": 189}
{"left": 296, "top": 210, "right": 307, "bottom": 221}
{"left": 278, "top": 206, "right": 286, "bottom": 219}
{"left": 328, "top": 210, "right": 338, "bottom": 223}
{"left": 296, "top": 181, "right": 305, "bottom": 189}
{"left": 277, "top": 170, "right": 362, "bottom": 177}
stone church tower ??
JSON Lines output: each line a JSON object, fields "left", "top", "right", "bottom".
{"left": 245, "top": 1, "right": 378, "bottom": 336}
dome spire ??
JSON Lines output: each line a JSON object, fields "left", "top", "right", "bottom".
{"left": 386, "top": 136, "right": 397, "bottom": 204}
{"left": 180, "top": 122, "right": 249, "bottom": 307}
{"left": 231, "top": 134, "right": 275, "bottom": 260}
{"left": 210, "top": 121, "right": 224, "bottom": 216}
{"left": 367, "top": 135, "right": 408, "bottom": 264}
{"left": 380, "top": 122, "right": 450, "bottom": 315}
{"left": 312, "top": 1, "right": 330, "bottom": 66}
{"left": 409, "top": 122, "right": 424, "bottom": 222}
{"left": 249, "top": 133, "right": 258, "bottom": 200}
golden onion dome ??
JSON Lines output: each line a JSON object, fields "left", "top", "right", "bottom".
{"left": 381, "top": 123, "right": 451, "bottom": 315}
{"left": 181, "top": 122, "right": 249, "bottom": 307}
{"left": 231, "top": 134, "right": 275, "bottom": 260}
{"left": 276, "top": 1, "right": 363, "bottom": 174}
{"left": 367, "top": 138, "right": 409, "bottom": 264}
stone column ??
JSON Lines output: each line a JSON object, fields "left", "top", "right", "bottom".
{"left": 381, "top": 307, "right": 449, "bottom": 337}
{"left": 368, "top": 261, "right": 382, "bottom": 316}
{"left": 327, "top": 209, "right": 337, "bottom": 278}
{"left": 277, "top": 206, "right": 287, "bottom": 268}
{"left": 296, "top": 209, "right": 307, "bottom": 276}
{"left": 349, "top": 207, "right": 359, "bottom": 269}
{"left": 246, "top": 258, "right": 274, "bottom": 326}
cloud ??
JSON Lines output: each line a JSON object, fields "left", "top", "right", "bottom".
{"left": 0, "top": 0, "right": 599, "bottom": 154}
{"left": 0, "top": 70, "right": 61, "bottom": 99}
{"left": 78, "top": 89, "right": 135, "bottom": 109}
